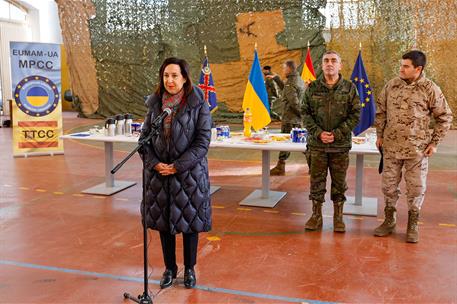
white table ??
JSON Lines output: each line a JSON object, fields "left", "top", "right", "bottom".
{"left": 210, "top": 135, "right": 379, "bottom": 216}
{"left": 61, "top": 133, "right": 138, "bottom": 195}
{"left": 62, "top": 133, "right": 379, "bottom": 216}
{"left": 61, "top": 133, "right": 220, "bottom": 196}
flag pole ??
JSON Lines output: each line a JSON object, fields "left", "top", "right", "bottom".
{"left": 254, "top": 42, "right": 257, "bottom": 51}
{"left": 204, "top": 45, "right": 207, "bottom": 57}
{"left": 307, "top": 40, "right": 310, "bottom": 49}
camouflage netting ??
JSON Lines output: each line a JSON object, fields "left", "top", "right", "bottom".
{"left": 326, "top": 0, "right": 456, "bottom": 127}
{"left": 56, "top": 0, "right": 326, "bottom": 118}
{"left": 56, "top": 0, "right": 456, "bottom": 127}
{"left": 55, "top": 0, "right": 99, "bottom": 117}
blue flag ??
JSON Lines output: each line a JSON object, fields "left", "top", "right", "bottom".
{"left": 351, "top": 51, "right": 376, "bottom": 136}
{"left": 242, "top": 50, "right": 271, "bottom": 131}
{"left": 198, "top": 57, "right": 218, "bottom": 113}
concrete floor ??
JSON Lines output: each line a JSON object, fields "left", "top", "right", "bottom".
{"left": 0, "top": 112, "right": 456, "bottom": 303}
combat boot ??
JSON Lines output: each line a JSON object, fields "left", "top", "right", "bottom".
{"left": 406, "top": 210, "right": 419, "bottom": 243}
{"left": 333, "top": 201, "right": 346, "bottom": 233}
{"left": 270, "top": 160, "right": 285, "bottom": 176}
{"left": 305, "top": 201, "right": 323, "bottom": 231}
{"left": 374, "top": 206, "right": 396, "bottom": 236}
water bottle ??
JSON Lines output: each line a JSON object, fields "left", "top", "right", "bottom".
{"left": 124, "top": 113, "right": 133, "bottom": 136}
{"left": 105, "top": 118, "right": 116, "bottom": 136}
{"left": 115, "top": 114, "right": 124, "bottom": 135}
{"left": 243, "top": 107, "right": 252, "bottom": 138}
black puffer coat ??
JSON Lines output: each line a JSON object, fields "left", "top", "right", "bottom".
{"left": 140, "top": 86, "right": 212, "bottom": 234}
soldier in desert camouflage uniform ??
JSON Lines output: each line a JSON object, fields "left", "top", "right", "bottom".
{"left": 269, "top": 60, "right": 306, "bottom": 176}
{"left": 374, "top": 50, "right": 453, "bottom": 243}
{"left": 302, "top": 51, "right": 360, "bottom": 232}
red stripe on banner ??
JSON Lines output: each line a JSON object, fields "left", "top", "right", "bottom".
{"left": 18, "top": 141, "right": 58, "bottom": 148}
{"left": 18, "top": 121, "right": 58, "bottom": 127}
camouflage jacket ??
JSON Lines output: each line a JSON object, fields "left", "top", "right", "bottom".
{"left": 280, "top": 71, "right": 306, "bottom": 124}
{"left": 375, "top": 75, "right": 453, "bottom": 159}
{"left": 302, "top": 74, "right": 360, "bottom": 151}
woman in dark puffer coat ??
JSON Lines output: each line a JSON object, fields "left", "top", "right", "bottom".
{"left": 139, "top": 57, "right": 212, "bottom": 289}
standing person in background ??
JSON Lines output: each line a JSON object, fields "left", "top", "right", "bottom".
{"left": 263, "top": 65, "right": 284, "bottom": 120}
{"left": 302, "top": 51, "right": 360, "bottom": 232}
{"left": 374, "top": 50, "right": 452, "bottom": 243}
{"left": 270, "top": 60, "right": 306, "bottom": 176}
{"left": 140, "top": 57, "right": 212, "bottom": 289}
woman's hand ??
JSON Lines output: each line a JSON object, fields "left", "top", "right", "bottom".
{"left": 155, "top": 163, "right": 177, "bottom": 176}
{"left": 154, "top": 162, "right": 169, "bottom": 172}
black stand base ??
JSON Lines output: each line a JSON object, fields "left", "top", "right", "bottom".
{"left": 123, "top": 292, "right": 152, "bottom": 304}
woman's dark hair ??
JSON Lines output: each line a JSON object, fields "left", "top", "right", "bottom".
{"left": 155, "top": 57, "right": 193, "bottom": 96}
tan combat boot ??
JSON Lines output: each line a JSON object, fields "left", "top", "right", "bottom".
{"left": 374, "top": 206, "right": 396, "bottom": 236}
{"left": 305, "top": 201, "right": 323, "bottom": 231}
{"left": 333, "top": 201, "right": 346, "bottom": 233}
{"left": 406, "top": 210, "right": 419, "bottom": 243}
{"left": 270, "top": 160, "right": 285, "bottom": 176}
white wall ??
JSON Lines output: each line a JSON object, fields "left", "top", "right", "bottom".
{"left": 22, "top": 0, "right": 62, "bottom": 44}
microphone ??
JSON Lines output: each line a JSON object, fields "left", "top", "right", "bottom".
{"left": 151, "top": 108, "right": 172, "bottom": 126}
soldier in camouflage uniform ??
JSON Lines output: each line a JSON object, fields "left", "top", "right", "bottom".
{"left": 263, "top": 66, "right": 284, "bottom": 120}
{"left": 302, "top": 51, "right": 360, "bottom": 232}
{"left": 269, "top": 60, "right": 306, "bottom": 176}
{"left": 374, "top": 50, "right": 452, "bottom": 243}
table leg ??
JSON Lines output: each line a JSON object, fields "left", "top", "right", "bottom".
{"left": 240, "top": 150, "right": 286, "bottom": 208}
{"left": 105, "top": 142, "right": 115, "bottom": 187}
{"left": 345, "top": 154, "right": 378, "bottom": 216}
{"left": 261, "top": 150, "right": 270, "bottom": 198}
{"left": 81, "top": 142, "right": 136, "bottom": 195}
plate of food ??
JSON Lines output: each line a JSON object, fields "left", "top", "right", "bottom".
{"left": 352, "top": 136, "right": 366, "bottom": 144}
{"left": 271, "top": 135, "right": 290, "bottom": 142}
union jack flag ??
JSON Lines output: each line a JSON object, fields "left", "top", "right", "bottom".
{"left": 198, "top": 57, "right": 217, "bottom": 113}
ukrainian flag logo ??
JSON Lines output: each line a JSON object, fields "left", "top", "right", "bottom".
{"left": 14, "top": 75, "right": 59, "bottom": 117}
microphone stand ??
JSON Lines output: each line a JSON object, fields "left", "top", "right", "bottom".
{"left": 111, "top": 125, "right": 160, "bottom": 304}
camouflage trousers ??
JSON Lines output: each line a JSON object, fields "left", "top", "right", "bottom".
{"left": 382, "top": 154, "right": 429, "bottom": 212}
{"left": 308, "top": 150, "right": 349, "bottom": 203}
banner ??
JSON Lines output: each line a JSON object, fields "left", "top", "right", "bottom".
{"left": 10, "top": 42, "right": 64, "bottom": 156}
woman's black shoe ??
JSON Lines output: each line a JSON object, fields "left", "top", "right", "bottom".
{"left": 160, "top": 269, "right": 177, "bottom": 289}
{"left": 183, "top": 268, "right": 196, "bottom": 289}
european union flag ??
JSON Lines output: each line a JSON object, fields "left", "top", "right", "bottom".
{"left": 198, "top": 57, "right": 218, "bottom": 113}
{"left": 351, "top": 51, "right": 376, "bottom": 136}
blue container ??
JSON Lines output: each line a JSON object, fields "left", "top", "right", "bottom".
{"left": 216, "top": 126, "right": 223, "bottom": 139}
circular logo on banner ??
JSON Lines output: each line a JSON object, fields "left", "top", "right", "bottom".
{"left": 14, "top": 75, "right": 59, "bottom": 117}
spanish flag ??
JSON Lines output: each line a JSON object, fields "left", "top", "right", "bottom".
{"left": 242, "top": 50, "right": 271, "bottom": 131}
{"left": 301, "top": 47, "right": 316, "bottom": 84}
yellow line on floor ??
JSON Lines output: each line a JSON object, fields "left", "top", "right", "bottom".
{"left": 72, "top": 193, "right": 85, "bottom": 197}
{"left": 213, "top": 205, "right": 225, "bottom": 209}
{"left": 263, "top": 210, "right": 279, "bottom": 214}
{"left": 35, "top": 189, "right": 47, "bottom": 192}
{"left": 237, "top": 208, "right": 252, "bottom": 211}
{"left": 91, "top": 196, "right": 106, "bottom": 199}
{"left": 3, "top": 184, "right": 12, "bottom": 187}
{"left": 439, "top": 223, "right": 456, "bottom": 227}
{"left": 19, "top": 187, "right": 29, "bottom": 190}
{"left": 291, "top": 212, "right": 306, "bottom": 216}
{"left": 53, "top": 192, "right": 64, "bottom": 195}
{"left": 207, "top": 236, "right": 221, "bottom": 241}
{"left": 114, "top": 198, "right": 128, "bottom": 201}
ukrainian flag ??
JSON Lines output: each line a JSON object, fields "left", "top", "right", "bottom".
{"left": 26, "top": 86, "right": 49, "bottom": 107}
{"left": 242, "top": 50, "right": 271, "bottom": 131}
